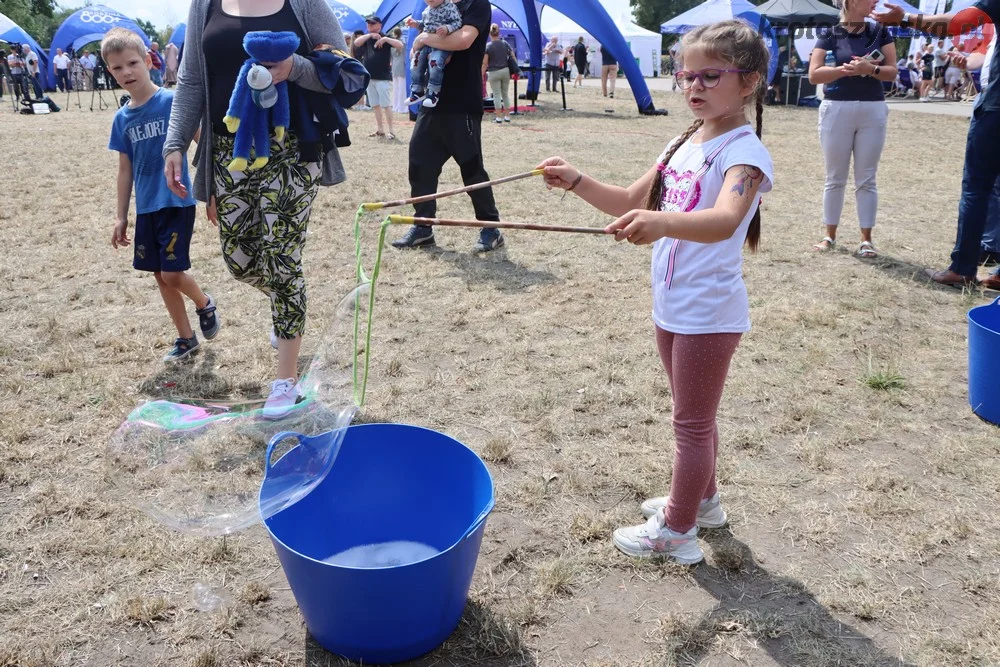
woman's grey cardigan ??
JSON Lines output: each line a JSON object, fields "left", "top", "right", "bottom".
{"left": 162, "top": 0, "right": 349, "bottom": 202}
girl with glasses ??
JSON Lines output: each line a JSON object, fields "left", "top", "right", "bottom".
{"left": 537, "top": 20, "right": 773, "bottom": 564}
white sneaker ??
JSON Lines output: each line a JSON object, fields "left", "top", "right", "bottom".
{"left": 262, "top": 378, "right": 301, "bottom": 420}
{"left": 639, "top": 492, "right": 728, "bottom": 529}
{"left": 612, "top": 511, "right": 703, "bottom": 564}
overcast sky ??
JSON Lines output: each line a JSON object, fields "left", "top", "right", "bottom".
{"left": 56, "top": 0, "right": 383, "bottom": 30}
{"left": 52, "top": 0, "right": 612, "bottom": 36}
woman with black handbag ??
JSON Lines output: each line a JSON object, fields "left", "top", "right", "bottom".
{"left": 482, "top": 23, "right": 512, "bottom": 123}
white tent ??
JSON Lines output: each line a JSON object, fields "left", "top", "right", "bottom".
{"left": 540, "top": 7, "right": 662, "bottom": 77}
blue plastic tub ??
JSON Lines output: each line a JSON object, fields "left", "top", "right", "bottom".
{"left": 968, "top": 296, "right": 1000, "bottom": 426}
{"left": 260, "top": 423, "right": 495, "bottom": 664}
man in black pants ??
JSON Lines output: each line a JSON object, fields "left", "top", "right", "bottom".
{"left": 392, "top": 0, "right": 505, "bottom": 252}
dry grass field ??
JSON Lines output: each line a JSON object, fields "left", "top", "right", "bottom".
{"left": 1, "top": 82, "right": 999, "bottom": 667}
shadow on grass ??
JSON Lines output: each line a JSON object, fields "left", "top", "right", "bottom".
{"left": 136, "top": 347, "right": 230, "bottom": 399}
{"left": 849, "top": 250, "right": 934, "bottom": 286}
{"left": 304, "top": 599, "right": 538, "bottom": 667}
{"left": 423, "top": 245, "right": 560, "bottom": 293}
{"left": 136, "top": 347, "right": 316, "bottom": 401}
{"left": 685, "top": 531, "right": 918, "bottom": 667}
{"left": 854, "top": 251, "right": 1000, "bottom": 297}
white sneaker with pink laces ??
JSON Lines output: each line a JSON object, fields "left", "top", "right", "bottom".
{"left": 262, "top": 378, "right": 301, "bottom": 420}
{"left": 612, "top": 510, "right": 703, "bottom": 564}
{"left": 640, "top": 492, "right": 728, "bottom": 529}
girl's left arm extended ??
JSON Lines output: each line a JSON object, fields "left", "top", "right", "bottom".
{"left": 607, "top": 164, "right": 767, "bottom": 245}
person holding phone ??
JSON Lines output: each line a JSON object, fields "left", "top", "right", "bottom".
{"left": 808, "top": 0, "right": 897, "bottom": 258}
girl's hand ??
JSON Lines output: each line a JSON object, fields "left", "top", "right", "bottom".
{"left": 164, "top": 151, "right": 188, "bottom": 198}
{"left": 606, "top": 209, "right": 668, "bottom": 245}
{"left": 536, "top": 157, "right": 580, "bottom": 191}
{"left": 265, "top": 56, "right": 293, "bottom": 84}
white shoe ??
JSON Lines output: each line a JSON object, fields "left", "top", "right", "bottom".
{"left": 263, "top": 378, "right": 301, "bottom": 420}
{"left": 640, "top": 492, "right": 728, "bottom": 528}
{"left": 612, "top": 511, "right": 703, "bottom": 564}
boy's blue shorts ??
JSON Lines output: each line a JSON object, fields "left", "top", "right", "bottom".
{"left": 133, "top": 206, "right": 196, "bottom": 273}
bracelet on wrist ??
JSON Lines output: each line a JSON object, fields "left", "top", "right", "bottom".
{"left": 567, "top": 171, "right": 584, "bottom": 192}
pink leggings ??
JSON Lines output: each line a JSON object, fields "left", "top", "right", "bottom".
{"left": 655, "top": 327, "right": 742, "bottom": 533}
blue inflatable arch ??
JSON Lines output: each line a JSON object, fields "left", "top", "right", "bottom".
{"left": 0, "top": 11, "right": 48, "bottom": 81}
{"left": 46, "top": 5, "right": 151, "bottom": 90}
{"left": 376, "top": 0, "right": 658, "bottom": 113}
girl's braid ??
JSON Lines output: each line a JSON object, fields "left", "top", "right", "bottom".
{"left": 643, "top": 119, "right": 704, "bottom": 212}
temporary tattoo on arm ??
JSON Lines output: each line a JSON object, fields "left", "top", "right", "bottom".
{"left": 730, "top": 166, "right": 763, "bottom": 197}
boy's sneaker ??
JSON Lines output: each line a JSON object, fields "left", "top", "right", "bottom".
{"left": 407, "top": 92, "right": 425, "bottom": 105}
{"left": 262, "top": 378, "right": 302, "bottom": 420}
{"left": 472, "top": 230, "right": 505, "bottom": 253}
{"left": 195, "top": 295, "right": 220, "bottom": 339}
{"left": 163, "top": 336, "right": 199, "bottom": 363}
{"left": 422, "top": 92, "right": 439, "bottom": 108}
{"left": 613, "top": 510, "right": 703, "bottom": 564}
{"left": 391, "top": 225, "right": 436, "bottom": 249}
{"left": 640, "top": 492, "right": 728, "bottom": 529}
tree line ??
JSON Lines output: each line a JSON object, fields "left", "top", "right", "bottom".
{"left": 2, "top": 0, "right": 173, "bottom": 50}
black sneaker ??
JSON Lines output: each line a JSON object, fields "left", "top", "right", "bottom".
{"left": 163, "top": 336, "right": 199, "bottom": 363}
{"left": 472, "top": 231, "right": 505, "bottom": 253}
{"left": 391, "top": 225, "right": 436, "bottom": 249}
{"left": 195, "top": 295, "right": 220, "bottom": 339}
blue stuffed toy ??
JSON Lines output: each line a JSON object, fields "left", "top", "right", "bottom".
{"left": 223, "top": 31, "right": 300, "bottom": 172}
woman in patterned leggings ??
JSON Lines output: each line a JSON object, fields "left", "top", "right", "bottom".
{"left": 162, "top": 0, "right": 347, "bottom": 418}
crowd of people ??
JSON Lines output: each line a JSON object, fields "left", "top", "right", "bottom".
{"left": 343, "top": 15, "right": 624, "bottom": 131}
{"left": 0, "top": 39, "right": 180, "bottom": 105}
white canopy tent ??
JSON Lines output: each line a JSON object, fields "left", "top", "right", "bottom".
{"left": 540, "top": 4, "right": 662, "bottom": 77}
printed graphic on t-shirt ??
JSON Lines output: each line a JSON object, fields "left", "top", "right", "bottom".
{"left": 659, "top": 167, "right": 701, "bottom": 213}
{"left": 126, "top": 119, "right": 167, "bottom": 145}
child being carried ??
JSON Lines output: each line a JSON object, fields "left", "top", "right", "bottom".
{"left": 406, "top": 0, "right": 462, "bottom": 108}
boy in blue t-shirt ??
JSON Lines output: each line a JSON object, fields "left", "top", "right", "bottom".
{"left": 103, "top": 28, "right": 220, "bottom": 362}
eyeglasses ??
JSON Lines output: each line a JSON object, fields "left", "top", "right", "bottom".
{"left": 674, "top": 68, "right": 750, "bottom": 90}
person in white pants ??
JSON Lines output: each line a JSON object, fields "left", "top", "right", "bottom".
{"left": 390, "top": 27, "right": 409, "bottom": 114}
{"left": 808, "top": 0, "right": 898, "bottom": 258}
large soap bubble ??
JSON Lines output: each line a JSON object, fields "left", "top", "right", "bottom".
{"left": 106, "top": 283, "right": 371, "bottom": 537}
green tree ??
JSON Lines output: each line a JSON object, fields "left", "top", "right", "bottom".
{"left": 41, "top": 7, "right": 76, "bottom": 47}
{"left": 134, "top": 17, "right": 158, "bottom": 40}
{"left": 158, "top": 25, "right": 174, "bottom": 47}
{"left": 630, "top": 0, "right": 703, "bottom": 50}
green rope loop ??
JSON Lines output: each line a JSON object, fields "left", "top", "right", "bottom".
{"left": 351, "top": 206, "right": 390, "bottom": 408}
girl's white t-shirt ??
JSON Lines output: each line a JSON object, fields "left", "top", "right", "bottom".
{"left": 650, "top": 126, "right": 774, "bottom": 335}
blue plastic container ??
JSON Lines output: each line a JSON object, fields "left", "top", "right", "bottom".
{"left": 968, "top": 296, "right": 1000, "bottom": 426}
{"left": 260, "top": 423, "right": 495, "bottom": 664}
